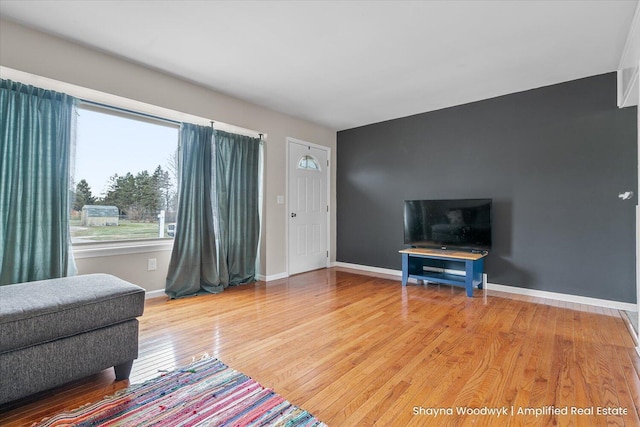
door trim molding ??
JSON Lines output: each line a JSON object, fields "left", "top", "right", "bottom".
{"left": 286, "top": 137, "right": 331, "bottom": 276}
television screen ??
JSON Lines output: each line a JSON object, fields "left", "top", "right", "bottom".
{"left": 403, "top": 199, "right": 492, "bottom": 251}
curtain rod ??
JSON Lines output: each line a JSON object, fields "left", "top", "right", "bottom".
{"left": 3, "top": 66, "right": 266, "bottom": 139}
{"left": 79, "top": 99, "right": 181, "bottom": 127}
{"left": 79, "top": 99, "right": 265, "bottom": 141}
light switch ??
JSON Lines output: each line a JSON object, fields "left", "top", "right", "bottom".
{"left": 277, "top": 195, "right": 285, "bottom": 204}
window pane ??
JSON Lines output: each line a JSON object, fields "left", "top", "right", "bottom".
{"left": 297, "top": 155, "right": 320, "bottom": 171}
{"left": 71, "top": 107, "right": 179, "bottom": 243}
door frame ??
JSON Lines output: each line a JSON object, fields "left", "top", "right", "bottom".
{"left": 285, "top": 137, "right": 331, "bottom": 276}
{"left": 636, "top": 58, "right": 640, "bottom": 355}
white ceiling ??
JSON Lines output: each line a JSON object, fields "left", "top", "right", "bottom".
{"left": 0, "top": 0, "right": 637, "bottom": 131}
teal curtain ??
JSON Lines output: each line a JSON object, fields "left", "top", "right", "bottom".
{"left": 215, "top": 131, "right": 261, "bottom": 286}
{"left": 165, "top": 124, "right": 223, "bottom": 298}
{"left": 0, "top": 79, "right": 75, "bottom": 285}
{"left": 165, "top": 126, "right": 261, "bottom": 298}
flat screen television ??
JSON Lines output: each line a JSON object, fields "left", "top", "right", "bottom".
{"left": 404, "top": 199, "right": 492, "bottom": 252}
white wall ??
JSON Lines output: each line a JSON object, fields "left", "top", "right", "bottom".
{"left": 0, "top": 19, "right": 337, "bottom": 289}
{"left": 75, "top": 249, "right": 172, "bottom": 293}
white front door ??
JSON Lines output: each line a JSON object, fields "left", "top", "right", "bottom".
{"left": 288, "top": 140, "right": 328, "bottom": 275}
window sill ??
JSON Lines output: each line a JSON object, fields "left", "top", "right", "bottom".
{"left": 72, "top": 239, "right": 174, "bottom": 259}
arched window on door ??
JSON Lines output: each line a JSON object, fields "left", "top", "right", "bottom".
{"left": 297, "top": 154, "right": 321, "bottom": 171}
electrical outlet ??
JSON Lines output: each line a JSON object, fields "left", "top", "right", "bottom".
{"left": 147, "top": 258, "right": 157, "bottom": 271}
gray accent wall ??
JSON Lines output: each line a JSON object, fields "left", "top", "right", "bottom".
{"left": 337, "top": 73, "right": 637, "bottom": 303}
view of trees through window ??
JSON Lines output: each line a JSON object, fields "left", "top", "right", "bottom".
{"left": 70, "top": 106, "right": 179, "bottom": 243}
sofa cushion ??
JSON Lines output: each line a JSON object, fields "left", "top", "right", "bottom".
{"left": 0, "top": 274, "right": 145, "bottom": 353}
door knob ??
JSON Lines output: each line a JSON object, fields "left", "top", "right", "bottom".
{"left": 291, "top": 212, "right": 297, "bottom": 218}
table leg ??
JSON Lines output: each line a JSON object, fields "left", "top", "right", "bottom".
{"left": 401, "top": 253, "right": 409, "bottom": 286}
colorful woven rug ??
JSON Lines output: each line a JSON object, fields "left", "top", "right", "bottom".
{"left": 35, "top": 357, "right": 327, "bottom": 426}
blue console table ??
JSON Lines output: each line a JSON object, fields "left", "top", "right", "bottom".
{"left": 399, "top": 248, "right": 487, "bottom": 297}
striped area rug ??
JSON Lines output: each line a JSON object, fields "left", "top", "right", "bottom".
{"left": 35, "top": 357, "right": 327, "bottom": 426}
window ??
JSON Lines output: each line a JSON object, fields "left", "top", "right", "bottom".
{"left": 71, "top": 105, "right": 179, "bottom": 243}
{"left": 297, "top": 154, "right": 320, "bottom": 171}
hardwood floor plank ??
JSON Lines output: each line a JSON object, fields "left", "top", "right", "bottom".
{"left": 571, "top": 310, "right": 597, "bottom": 427}
{"left": 1, "top": 268, "right": 638, "bottom": 426}
{"left": 552, "top": 305, "right": 578, "bottom": 426}
{"left": 617, "top": 348, "right": 640, "bottom": 422}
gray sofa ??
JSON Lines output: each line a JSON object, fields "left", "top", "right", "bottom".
{"left": 0, "top": 274, "right": 145, "bottom": 404}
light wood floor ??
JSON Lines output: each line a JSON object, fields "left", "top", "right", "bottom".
{"left": 2, "top": 268, "right": 639, "bottom": 426}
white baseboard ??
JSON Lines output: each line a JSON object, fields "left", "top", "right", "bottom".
{"left": 257, "top": 272, "right": 289, "bottom": 282}
{"left": 331, "top": 261, "right": 638, "bottom": 312}
{"left": 145, "top": 273, "right": 288, "bottom": 295}
{"left": 332, "top": 261, "right": 402, "bottom": 277}
{"left": 487, "top": 282, "right": 637, "bottom": 312}
{"left": 145, "top": 289, "right": 166, "bottom": 299}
